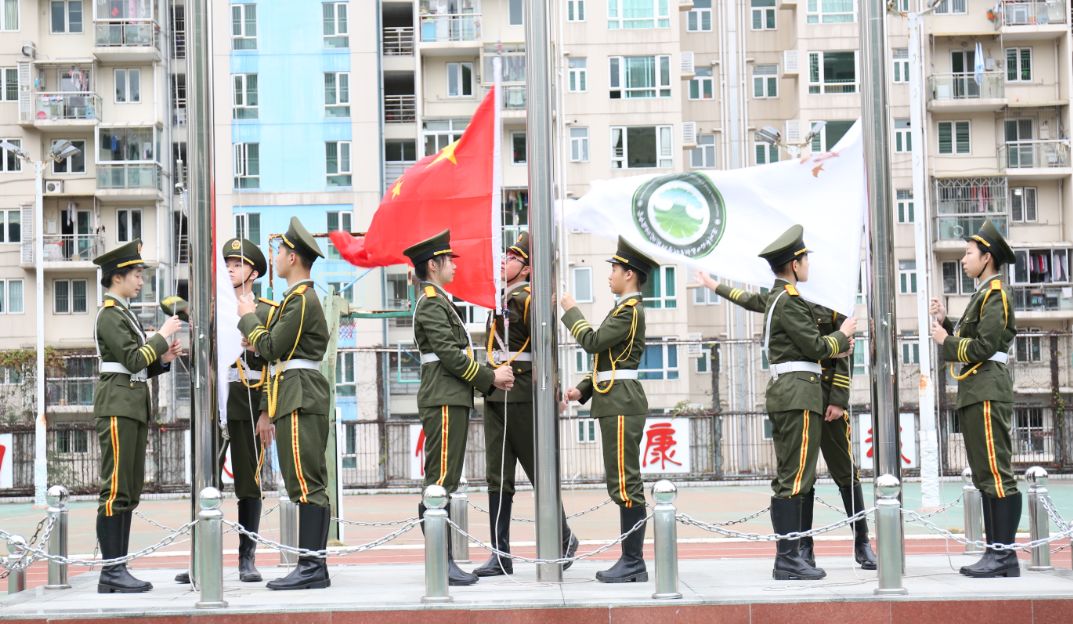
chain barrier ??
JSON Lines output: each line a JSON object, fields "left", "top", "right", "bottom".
{"left": 901, "top": 509, "right": 1073, "bottom": 552}
{"left": 912, "top": 495, "right": 965, "bottom": 521}
{"left": 1040, "top": 494, "right": 1071, "bottom": 533}
{"left": 676, "top": 507, "right": 874, "bottom": 542}
{"left": 814, "top": 496, "right": 846, "bottom": 514}
{"left": 445, "top": 513, "right": 652, "bottom": 566}
{"left": 467, "top": 497, "right": 615, "bottom": 524}
{"left": 1, "top": 521, "right": 195, "bottom": 570}
{"left": 261, "top": 503, "right": 279, "bottom": 518}
{"left": 0, "top": 514, "right": 56, "bottom": 578}
{"left": 332, "top": 516, "right": 420, "bottom": 528}
{"left": 223, "top": 518, "right": 422, "bottom": 559}
{"left": 133, "top": 510, "right": 182, "bottom": 534}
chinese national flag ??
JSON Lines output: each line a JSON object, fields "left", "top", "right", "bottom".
{"left": 329, "top": 88, "right": 500, "bottom": 309}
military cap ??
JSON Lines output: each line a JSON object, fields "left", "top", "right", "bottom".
{"left": 280, "top": 216, "right": 324, "bottom": 261}
{"left": 93, "top": 240, "right": 145, "bottom": 275}
{"left": 403, "top": 229, "right": 458, "bottom": 266}
{"left": 222, "top": 237, "right": 267, "bottom": 277}
{"left": 508, "top": 231, "right": 530, "bottom": 264}
{"left": 967, "top": 219, "right": 1015, "bottom": 266}
{"left": 161, "top": 295, "right": 189, "bottom": 322}
{"left": 759, "top": 224, "right": 809, "bottom": 268}
{"left": 606, "top": 236, "right": 656, "bottom": 277}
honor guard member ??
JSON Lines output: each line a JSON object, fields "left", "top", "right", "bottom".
{"left": 474, "top": 232, "right": 580, "bottom": 577}
{"left": 93, "top": 241, "right": 184, "bottom": 593}
{"left": 405, "top": 230, "right": 515, "bottom": 586}
{"left": 697, "top": 272, "right": 876, "bottom": 570}
{"left": 758, "top": 225, "right": 856, "bottom": 581}
{"left": 560, "top": 236, "right": 653, "bottom": 584}
{"left": 238, "top": 217, "right": 332, "bottom": 590}
{"left": 930, "top": 219, "right": 1020, "bottom": 578}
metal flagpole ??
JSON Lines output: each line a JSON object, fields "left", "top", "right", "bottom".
{"left": 859, "top": 0, "right": 903, "bottom": 496}
{"left": 525, "top": 0, "right": 564, "bottom": 582}
{"left": 187, "top": 0, "right": 219, "bottom": 584}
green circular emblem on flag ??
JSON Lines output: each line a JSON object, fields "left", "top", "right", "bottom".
{"left": 632, "top": 172, "right": 726, "bottom": 258}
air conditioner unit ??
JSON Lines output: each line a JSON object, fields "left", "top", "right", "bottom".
{"left": 44, "top": 180, "right": 64, "bottom": 194}
{"left": 682, "top": 121, "right": 698, "bottom": 147}
{"left": 19, "top": 42, "right": 36, "bottom": 59}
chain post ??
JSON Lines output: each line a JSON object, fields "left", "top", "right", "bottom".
{"left": 195, "top": 487, "right": 227, "bottom": 609}
{"left": 6, "top": 536, "right": 26, "bottom": 595}
{"left": 962, "top": 467, "right": 984, "bottom": 555}
{"left": 422, "top": 485, "right": 451, "bottom": 603}
{"left": 279, "top": 491, "right": 298, "bottom": 567}
{"left": 874, "top": 474, "right": 907, "bottom": 596}
{"left": 449, "top": 477, "right": 470, "bottom": 563}
{"left": 1026, "top": 466, "right": 1053, "bottom": 571}
{"left": 651, "top": 480, "right": 682, "bottom": 600}
{"left": 44, "top": 485, "right": 70, "bottom": 590}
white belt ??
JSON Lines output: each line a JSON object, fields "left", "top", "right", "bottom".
{"left": 989, "top": 352, "right": 1009, "bottom": 364}
{"left": 769, "top": 361, "right": 822, "bottom": 379}
{"left": 494, "top": 351, "right": 532, "bottom": 362}
{"left": 268, "top": 359, "right": 320, "bottom": 375}
{"left": 595, "top": 370, "right": 638, "bottom": 382}
{"left": 420, "top": 349, "right": 469, "bottom": 364}
{"left": 228, "top": 367, "right": 263, "bottom": 382}
{"left": 100, "top": 362, "right": 147, "bottom": 383}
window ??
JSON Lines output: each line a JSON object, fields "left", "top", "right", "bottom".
{"left": 755, "top": 141, "right": 779, "bottom": 165}
{"left": 568, "top": 58, "right": 587, "bottom": 92}
{"left": 892, "top": 48, "right": 909, "bottom": 84}
{"left": 447, "top": 62, "right": 474, "bottom": 97}
{"left": 323, "top": 2, "right": 348, "bottom": 48}
{"left": 901, "top": 340, "right": 920, "bottom": 365}
{"left": 0, "top": 139, "right": 22, "bottom": 172}
{"left": 894, "top": 118, "right": 911, "bottom": 153}
{"left": 689, "top": 67, "right": 714, "bottom": 100}
{"left": 53, "top": 279, "right": 87, "bottom": 314}
{"left": 423, "top": 119, "right": 467, "bottom": 156}
{"left": 806, "top": 0, "right": 856, "bottom": 24}
{"left": 52, "top": 139, "right": 85, "bottom": 174}
{"left": 1006, "top": 48, "right": 1032, "bottom": 83}
{"left": 753, "top": 64, "right": 778, "bottom": 98}
{"left": 572, "top": 266, "right": 593, "bottom": 302}
{"left": 509, "top": 133, "right": 527, "bottom": 165}
{"left": 0, "top": 0, "right": 18, "bottom": 31}
{"left": 0, "top": 209, "right": 19, "bottom": 243}
{"left": 751, "top": 0, "right": 776, "bottom": 29}
{"left": 570, "top": 127, "right": 590, "bottom": 162}
{"left": 231, "top": 3, "right": 257, "bottom": 50}
{"left": 98, "top": 127, "right": 156, "bottom": 162}
{"left": 0, "top": 68, "right": 15, "bottom": 101}
{"left": 896, "top": 0, "right": 909, "bottom": 9}
{"left": 1015, "top": 335, "right": 1042, "bottom": 362}
{"left": 326, "top": 210, "right": 352, "bottom": 261}
{"left": 577, "top": 418, "right": 597, "bottom": 443}
{"left": 611, "top": 126, "right": 673, "bottom": 169}
{"left": 336, "top": 351, "right": 356, "bottom": 396}
{"left": 808, "top": 51, "right": 857, "bottom": 94}
{"left": 938, "top": 121, "right": 971, "bottom": 155}
{"left": 568, "top": 0, "right": 586, "bottom": 21}
{"left": 695, "top": 352, "right": 711, "bottom": 373}
{"left": 114, "top": 69, "right": 141, "bottom": 103}
{"left": 324, "top": 72, "right": 350, "bottom": 117}
{"left": 898, "top": 260, "right": 917, "bottom": 294}
{"left": 609, "top": 56, "right": 671, "bottom": 99}
{"left": 574, "top": 348, "right": 592, "bottom": 374}
{"left": 852, "top": 337, "right": 868, "bottom": 375}
{"left": 232, "top": 73, "right": 258, "bottom": 119}
{"left": 235, "top": 212, "right": 261, "bottom": 244}
{"left": 692, "top": 282, "right": 722, "bottom": 305}
{"left": 50, "top": 0, "right": 82, "bottom": 33}
{"left": 895, "top": 189, "right": 914, "bottom": 224}
{"left": 508, "top": 0, "right": 523, "bottom": 25}
{"left": 690, "top": 134, "right": 716, "bottom": 168}
{"left": 642, "top": 265, "right": 677, "bottom": 309}
{"left": 942, "top": 261, "right": 976, "bottom": 295}
{"left": 934, "top": 0, "right": 966, "bottom": 15}
{"left": 326, "top": 141, "right": 352, "bottom": 187}
{"left": 1011, "top": 187, "right": 1037, "bottom": 223}
{"left": 233, "top": 143, "right": 260, "bottom": 189}
{"left": 639, "top": 342, "right": 679, "bottom": 380}
{"left": 385, "top": 140, "right": 417, "bottom": 163}
{"left": 1013, "top": 407, "right": 1045, "bottom": 454}
{"left": 687, "top": 0, "right": 712, "bottom": 31}
{"left": 809, "top": 120, "right": 854, "bottom": 152}
{"left": 0, "top": 278, "right": 23, "bottom": 313}
{"left": 117, "top": 209, "right": 142, "bottom": 243}
{"left": 608, "top": 0, "right": 670, "bottom": 29}
{"left": 56, "top": 429, "right": 88, "bottom": 454}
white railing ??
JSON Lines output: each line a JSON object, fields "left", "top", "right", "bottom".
{"left": 419, "top": 13, "right": 481, "bottom": 42}
{"left": 384, "top": 95, "right": 416, "bottom": 124}
{"left": 928, "top": 72, "right": 1004, "bottom": 101}
{"left": 383, "top": 27, "right": 414, "bottom": 56}
{"left": 41, "top": 234, "right": 105, "bottom": 263}
{"left": 933, "top": 214, "right": 1007, "bottom": 242}
{"left": 97, "top": 163, "right": 162, "bottom": 191}
{"left": 1002, "top": 0, "right": 1067, "bottom": 25}
{"left": 95, "top": 21, "right": 160, "bottom": 48}
{"left": 30, "top": 92, "right": 101, "bottom": 123}
{"left": 1001, "top": 140, "right": 1072, "bottom": 169}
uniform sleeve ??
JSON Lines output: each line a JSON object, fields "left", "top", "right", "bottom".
{"left": 240, "top": 292, "right": 302, "bottom": 362}
{"left": 418, "top": 300, "right": 496, "bottom": 393}
{"left": 99, "top": 310, "right": 170, "bottom": 374}
{"left": 561, "top": 305, "right": 634, "bottom": 354}
{"left": 715, "top": 284, "right": 766, "bottom": 313}
{"left": 943, "top": 289, "right": 1009, "bottom": 364}
{"left": 781, "top": 297, "right": 850, "bottom": 361}
{"left": 941, "top": 316, "right": 956, "bottom": 334}
{"left": 576, "top": 373, "right": 593, "bottom": 405}
{"left": 828, "top": 353, "right": 852, "bottom": 409}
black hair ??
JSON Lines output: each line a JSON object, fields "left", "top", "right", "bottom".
{"left": 414, "top": 256, "right": 448, "bottom": 281}
{"left": 101, "top": 265, "right": 138, "bottom": 289}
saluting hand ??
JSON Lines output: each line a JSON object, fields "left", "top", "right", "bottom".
{"left": 930, "top": 320, "right": 948, "bottom": 345}
{"left": 237, "top": 292, "right": 256, "bottom": 317}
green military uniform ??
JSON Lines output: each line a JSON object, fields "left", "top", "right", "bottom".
{"left": 940, "top": 220, "right": 1021, "bottom": 578}
{"left": 93, "top": 240, "right": 173, "bottom": 593}
{"left": 561, "top": 236, "right": 653, "bottom": 584}
{"left": 759, "top": 225, "right": 851, "bottom": 581}
{"left": 238, "top": 217, "right": 332, "bottom": 591}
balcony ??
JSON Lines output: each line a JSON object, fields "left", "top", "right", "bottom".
{"left": 384, "top": 95, "right": 416, "bottom": 124}
{"left": 1002, "top": 0, "right": 1068, "bottom": 39}
{"left": 96, "top": 163, "right": 163, "bottom": 201}
{"left": 94, "top": 21, "right": 162, "bottom": 62}
{"left": 934, "top": 214, "right": 1008, "bottom": 244}
{"left": 1012, "top": 284, "right": 1073, "bottom": 318}
{"left": 384, "top": 161, "right": 414, "bottom": 192}
{"left": 419, "top": 13, "right": 481, "bottom": 54}
{"left": 932, "top": 177, "right": 1008, "bottom": 248}
{"left": 1001, "top": 140, "right": 1073, "bottom": 179}
{"left": 383, "top": 26, "right": 415, "bottom": 56}
{"left": 927, "top": 72, "right": 1005, "bottom": 111}
{"left": 21, "top": 234, "right": 105, "bottom": 269}
{"left": 20, "top": 93, "right": 102, "bottom": 130}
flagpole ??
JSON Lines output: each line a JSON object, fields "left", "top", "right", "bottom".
{"left": 525, "top": 0, "right": 564, "bottom": 582}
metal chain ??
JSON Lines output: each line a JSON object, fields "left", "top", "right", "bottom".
{"left": 913, "top": 495, "right": 965, "bottom": 521}
{"left": 707, "top": 506, "right": 771, "bottom": 527}
{"left": 133, "top": 510, "right": 181, "bottom": 533}
{"left": 1040, "top": 494, "right": 1071, "bottom": 533}
{"left": 332, "top": 516, "right": 420, "bottom": 528}
{"left": 468, "top": 497, "right": 614, "bottom": 523}
{"left": 261, "top": 503, "right": 279, "bottom": 518}
{"left": 446, "top": 513, "right": 652, "bottom": 566}
{"left": 676, "top": 508, "right": 873, "bottom": 542}
{"left": 223, "top": 518, "right": 422, "bottom": 558}
{"left": 7, "top": 521, "right": 195, "bottom": 569}
{"left": 0, "top": 515, "right": 55, "bottom": 578}
{"left": 902, "top": 509, "right": 1073, "bottom": 552}
{"left": 814, "top": 496, "right": 846, "bottom": 514}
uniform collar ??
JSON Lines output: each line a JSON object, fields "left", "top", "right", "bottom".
{"left": 506, "top": 280, "right": 530, "bottom": 292}
{"left": 618, "top": 291, "right": 643, "bottom": 301}
{"left": 285, "top": 279, "right": 314, "bottom": 296}
{"left": 976, "top": 273, "right": 1002, "bottom": 292}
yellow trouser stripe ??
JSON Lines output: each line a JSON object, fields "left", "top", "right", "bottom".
{"left": 106, "top": 417, "right": 120, "bottom": 517}
{"left": 617, "top": 415, "right": 630, "bottom": 508}
{"left": 291, "top": 412, "right": 309, "bottom": 503}
{"left": 436, "top": 405, "right": 449, "bottom": 486}
{"left": 983, "top": 401, "right": 1005, "bottom": 498}
{"left": 792, "top": 410, "right": 810, "bottom": 496}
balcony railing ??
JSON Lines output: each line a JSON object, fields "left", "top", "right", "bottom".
{"left": 97, "top": 163, "right": 162, "bottom": 191}
{"left": 1002, "top": 0, "right": 1067, "bottom": 25}
{"left": 384, "top": 161, "right": 414, "bottom": 192}
{"left": 1001, "top": 140, "right": 1072, "bottom": 169}
{"left": 928, "top": 72, "right": 1004, "bottom": 101}
{"left": 383, "top": 26, "right": 415, "bottom": 56}
{"left": 42, "top": 234, "right": 105, "bottom": 263}
{"left": 384, "top": 95, "right": 416, "bottom": 123}
{"left": 31, "top": 92, "right": 101, "bottom": 122}
{"left": 419, "top": 13, "right": 481, "bottom": 42}
{"left": 1012, "top": 285, "right": 1073, "bottom": 313}
{"left": 934, "top": 214, "right": 1007, "bottom": 241}
{"left": 502, "top": 85, "right": 526, "bottom": 110}
{"left": 95, "top": 21, "right": 161, "bottom": 48}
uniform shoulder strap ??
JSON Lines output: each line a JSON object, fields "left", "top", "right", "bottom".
{"left": 258, "top": 297, "right": 279, "bottom": 307}
{"left": 424, "top": 285, "right": 438, "bottom": 298}
{"left": 103, "top": 299, "right": 116, "bottom": 308}
{"left": 294, "top": 284, "right": 309, "bottom": 295}
{"left": 981, "top": 279, "right": 1009, "bottom": 326}
{"left": 784, "top": 283, "right": 799, "bottom": 297}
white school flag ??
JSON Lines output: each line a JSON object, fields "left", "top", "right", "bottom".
{"left": 564, "top": 121, "right": 867, "bottom": 316}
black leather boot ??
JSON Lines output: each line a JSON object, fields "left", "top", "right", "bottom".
{"left": 596, "top": 505, "right": 648, "bottom": 583}
{"left": 840, "top": 484, "right": 877, "bottom": 570}
{"left": 237, "top": 498, "right": 263, "bottom": 582}
{"left": 473, "top": 492, "right": 513, "bottom": 577}
{"left": 960, "top": 493, "right": 997, "bottom": 575}
{"left": 799, "top": 489, "right": 816, "bottom": 568}
{"left": 419, "top": 502, "right": 479, "bottom": 586}
{"left": 97, "top": 514, "right": 153, "bottom": 593}
{"left": 771, "top": 497, "right": 825, "bottom": 580}
{"left": 266, "top": 503, "right": 331, "bottom": 590}
{"left": 561, "top": 507, "right": 579, "bottom": 572}
{"left": 964, "top": 493, "right": 1022, "bottom": 578}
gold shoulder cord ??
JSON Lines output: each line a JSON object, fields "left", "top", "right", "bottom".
{"left": 267, "top": 289, "right": 307, "bottom": 419}
{"left": 486, "top": 294, "right": 532, "bottom": 368}
{"left": 948, "top": 285, "right": 1009, "bottom": 382}
{"left": 593, "top": 302, "right": 639, "bottom": 395}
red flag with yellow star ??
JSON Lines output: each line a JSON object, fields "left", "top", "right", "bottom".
{"left": 329, "top": 88, "right": 501, "bottom": 308}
